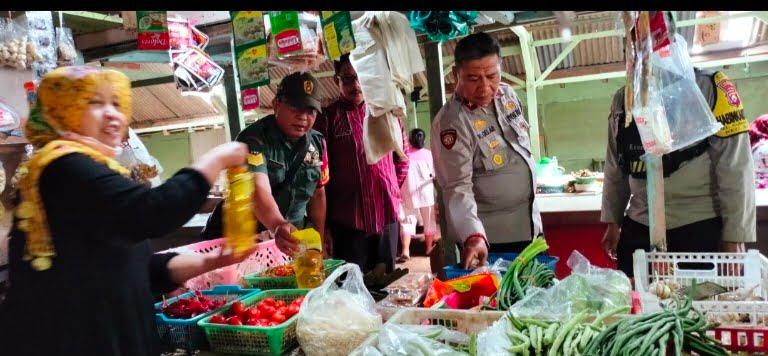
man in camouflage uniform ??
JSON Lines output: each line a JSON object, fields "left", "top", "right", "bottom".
{"left": 432, "top": 32, "right": 542, "bottom": 269}
{"left": 203, "top": 72, "right": 330, "bottom": 256}
{"left": 601, "top": 12, "right": 756, "bottom": 277}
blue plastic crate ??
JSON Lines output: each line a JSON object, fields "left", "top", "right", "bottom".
{"left": 154, "top": 285, "right": 261, "bottom": 353}
{"left": 443, "top": 253, "right": 559, "bottom": 280}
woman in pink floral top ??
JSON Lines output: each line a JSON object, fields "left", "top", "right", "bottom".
{"left": 749, "top": 114, "right": 768, "bottom": 189}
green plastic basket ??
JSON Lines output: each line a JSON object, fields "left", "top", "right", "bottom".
{"left": 242, "top": 259, "right": 345, "bottom": 290}
{"left": 197, "top": 289, "right": 310, "bottom": 355}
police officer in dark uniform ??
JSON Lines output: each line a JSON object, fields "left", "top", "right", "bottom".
{"left": 601, "top": 12, "right": 756, "bottom": 277}
{"left": 203, "top": 72, "right": 330, "bottom": 256}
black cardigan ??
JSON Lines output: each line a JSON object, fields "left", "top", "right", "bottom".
{"left": 0, "top": 153, "right": 210, "bottom": 356}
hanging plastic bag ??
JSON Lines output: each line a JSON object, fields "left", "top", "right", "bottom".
{"left": 0, "top": 101, "right": 21, "bottom": 132}
{"left": 631, "top": 32, "right": 721, "bottom": 156}
{"left": 509, "top": 251, "right": 631, "bottom": 321}
{"left": 297, "top": 263, "right": 383, "bottom": 356}
{"left": 55, "top": 27, "right": 76, "bottom": 67}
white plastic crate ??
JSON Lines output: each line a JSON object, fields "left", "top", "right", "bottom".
{"left": 633, "top": 249, "right": 768, "bottom": 327}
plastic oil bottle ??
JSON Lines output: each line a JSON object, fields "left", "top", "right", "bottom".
{"left": 292, "top": 228, "right": 325, "bottom": 288}
{"left": 223, "top": 165, "right": 257, "bottom": 257}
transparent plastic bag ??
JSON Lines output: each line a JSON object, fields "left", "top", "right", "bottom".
{"left": 56, "top": 27, "right": 76, "bottom": 66}
{"left": 375, "top": 324, "right": 470, "bottom": 356}
{"left": 0, "top": 18, "right": 33, "bottom": 70}
{"left": 297, "top": 263, "right": 383, "bottom": 356}
{"left": 632, "top": 33, "right": 721, "bottom": 156}
{"left": 0, "top": 101, "right": 21, "bottom": 131}
{"left": 476, "top": 315, "right": 513, "bottom": 355}
{"left": 509, "top": 251, "right": 631, "bottom": 321}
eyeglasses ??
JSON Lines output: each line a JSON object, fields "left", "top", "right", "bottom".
{"left": 338, "top": 75, "right": 359, "bottom": 84}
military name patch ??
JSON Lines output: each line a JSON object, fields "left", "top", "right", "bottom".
{"left": 440, "top": 129, "right": 457, "bottom": 150}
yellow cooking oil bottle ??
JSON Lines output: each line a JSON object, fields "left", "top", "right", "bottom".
{"left": 223, "top": 165, "right": 256, "bottom": 257}
{"left": 292, "top": 228, "right": 325, "bottom": 288}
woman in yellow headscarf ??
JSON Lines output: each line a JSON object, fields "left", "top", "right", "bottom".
{"left": 0, "top": 66, "right": 254, "bottom": 356}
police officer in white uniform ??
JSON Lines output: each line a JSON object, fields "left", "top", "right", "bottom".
{"left": 601, "top": 12, "right": 756, "bottom": 277}
{"left": 432, "top": 32, "right": 543, "bottom": 269}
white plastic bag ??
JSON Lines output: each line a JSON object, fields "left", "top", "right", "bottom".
{"left": 375, "top": 324, "right": 470, "bottom": 355}
{"left": 297, "top": 263, "right": 383, "bottom": 356}
{"left": 0, "top": 101, "right": 21, "bottom": 131}
{"left": 632, "top": 34, "right": 721, "bottom": 156}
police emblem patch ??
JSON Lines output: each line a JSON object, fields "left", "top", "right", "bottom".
{"left": 440, "top": 129, "right": 457, "bottom": 150}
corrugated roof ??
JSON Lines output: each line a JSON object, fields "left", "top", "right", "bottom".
{"left": 128, "top": 63, "right": 219, "bottom": 127}
{"left": 129, "top": 11, "right": 768, "bottom": 125}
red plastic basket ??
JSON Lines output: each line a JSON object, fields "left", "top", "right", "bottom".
{"left": 707, "top": 327, "right": 768, "bottom": 354}
{"left": 158, "top": 238, "right": 291, "bottom": 294}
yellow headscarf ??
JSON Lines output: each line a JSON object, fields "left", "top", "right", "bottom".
{"left": 17, "top": 66, "right": 133, "bottom": 271}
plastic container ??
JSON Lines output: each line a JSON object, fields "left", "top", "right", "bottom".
{"left": 291, "top": 228, "right": 325, "bottom": 288}
{"left": 198, "top": 289, "right": 310, "bottom": 355}
{"left": 223, "top": 165, "right": 257, "bottom": 256}
{"left": 158, "top": 238, "right": 291, "bottom": 294}
{"left": 442, "top": 253, "right": 559, "bottom": 280}
{"left": 154, "top": 285, "right": 261, "bottom": 353}
{"left": 243, "top": 259, "right": 345, "bottom": 290}
{"left": 633, "top": 249, "right": 768, "bottom": 353}
{"left": 350, "top": 308, "right": 505, "bottom": 354}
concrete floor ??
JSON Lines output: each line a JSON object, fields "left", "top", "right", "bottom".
{"left": 395, "top": 234, "right": 432, "bottom": 273}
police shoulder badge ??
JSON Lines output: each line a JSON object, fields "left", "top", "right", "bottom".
{"left": 440, "top": 129, "right": 457, "bottom": 150}
{"left": 712, "top": 71, "right": 748, "bottom": 138}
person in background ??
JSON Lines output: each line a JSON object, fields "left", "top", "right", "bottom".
{"left": 431, "top": 32, "right": 542, "bottom": 270}
{"left": 202, "top": 72, "right": 329, "bottom": 257}
{"left": 398, "top": 128, "right": 439, "bottom": 263}
{"left": 314, "top": 53, "right": 409, "bottom": 273}
{"left": 749, "top": 114, "right": 768, "bottom": 189}
{"left": 0, "top": 66, "right": 256, "bottom": 356}
{"left": 601, "top": 11, "right": 756, "bottom": 278}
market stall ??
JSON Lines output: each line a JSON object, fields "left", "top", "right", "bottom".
{"left": 1, "top": 9, "right": 767, "bottom": 356}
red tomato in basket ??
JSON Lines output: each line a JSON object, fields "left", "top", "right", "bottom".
{"left": 229, "top": 301, "right": 246, "bottom": 317}
{"left": 226, "top": 316, "right": 243, "bottom": 325}
{"left": 245, "top": 318, "right": 260, "bottom": 326}
{"left": 291, "top": 297, "right": 304, "bottom": 306}
{"left": 268, "top": 321, "right": 278, "bottom": 327}
{"left": 258, "top": 304, "right": 275, "bottom": 318}
{"left": 271, "top": 312, "right": 287, "bottom": 324}
{"left": 257, "top": 318, "right": 271, "bottom": 326}
{"left": 210, "top": 315, "right": 227, "bottom": 324}
{"left": 243, "top": 307, "right": 261, "bottom": 320}
{"left": 274, "top": 300, "right": 287, "bottom": 308}
{"left": 276, "top": 306, "right": 287, "bottom": 316}
{"left": 262, "top": 297, "right": 277, "bottom": 306}
{"left": 286, "top": 304, "right": 300, "bottom": 318}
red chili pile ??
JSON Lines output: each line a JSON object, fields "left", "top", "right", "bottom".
{"left": 161, "top": 290, "right": 227, "bottom": 319}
